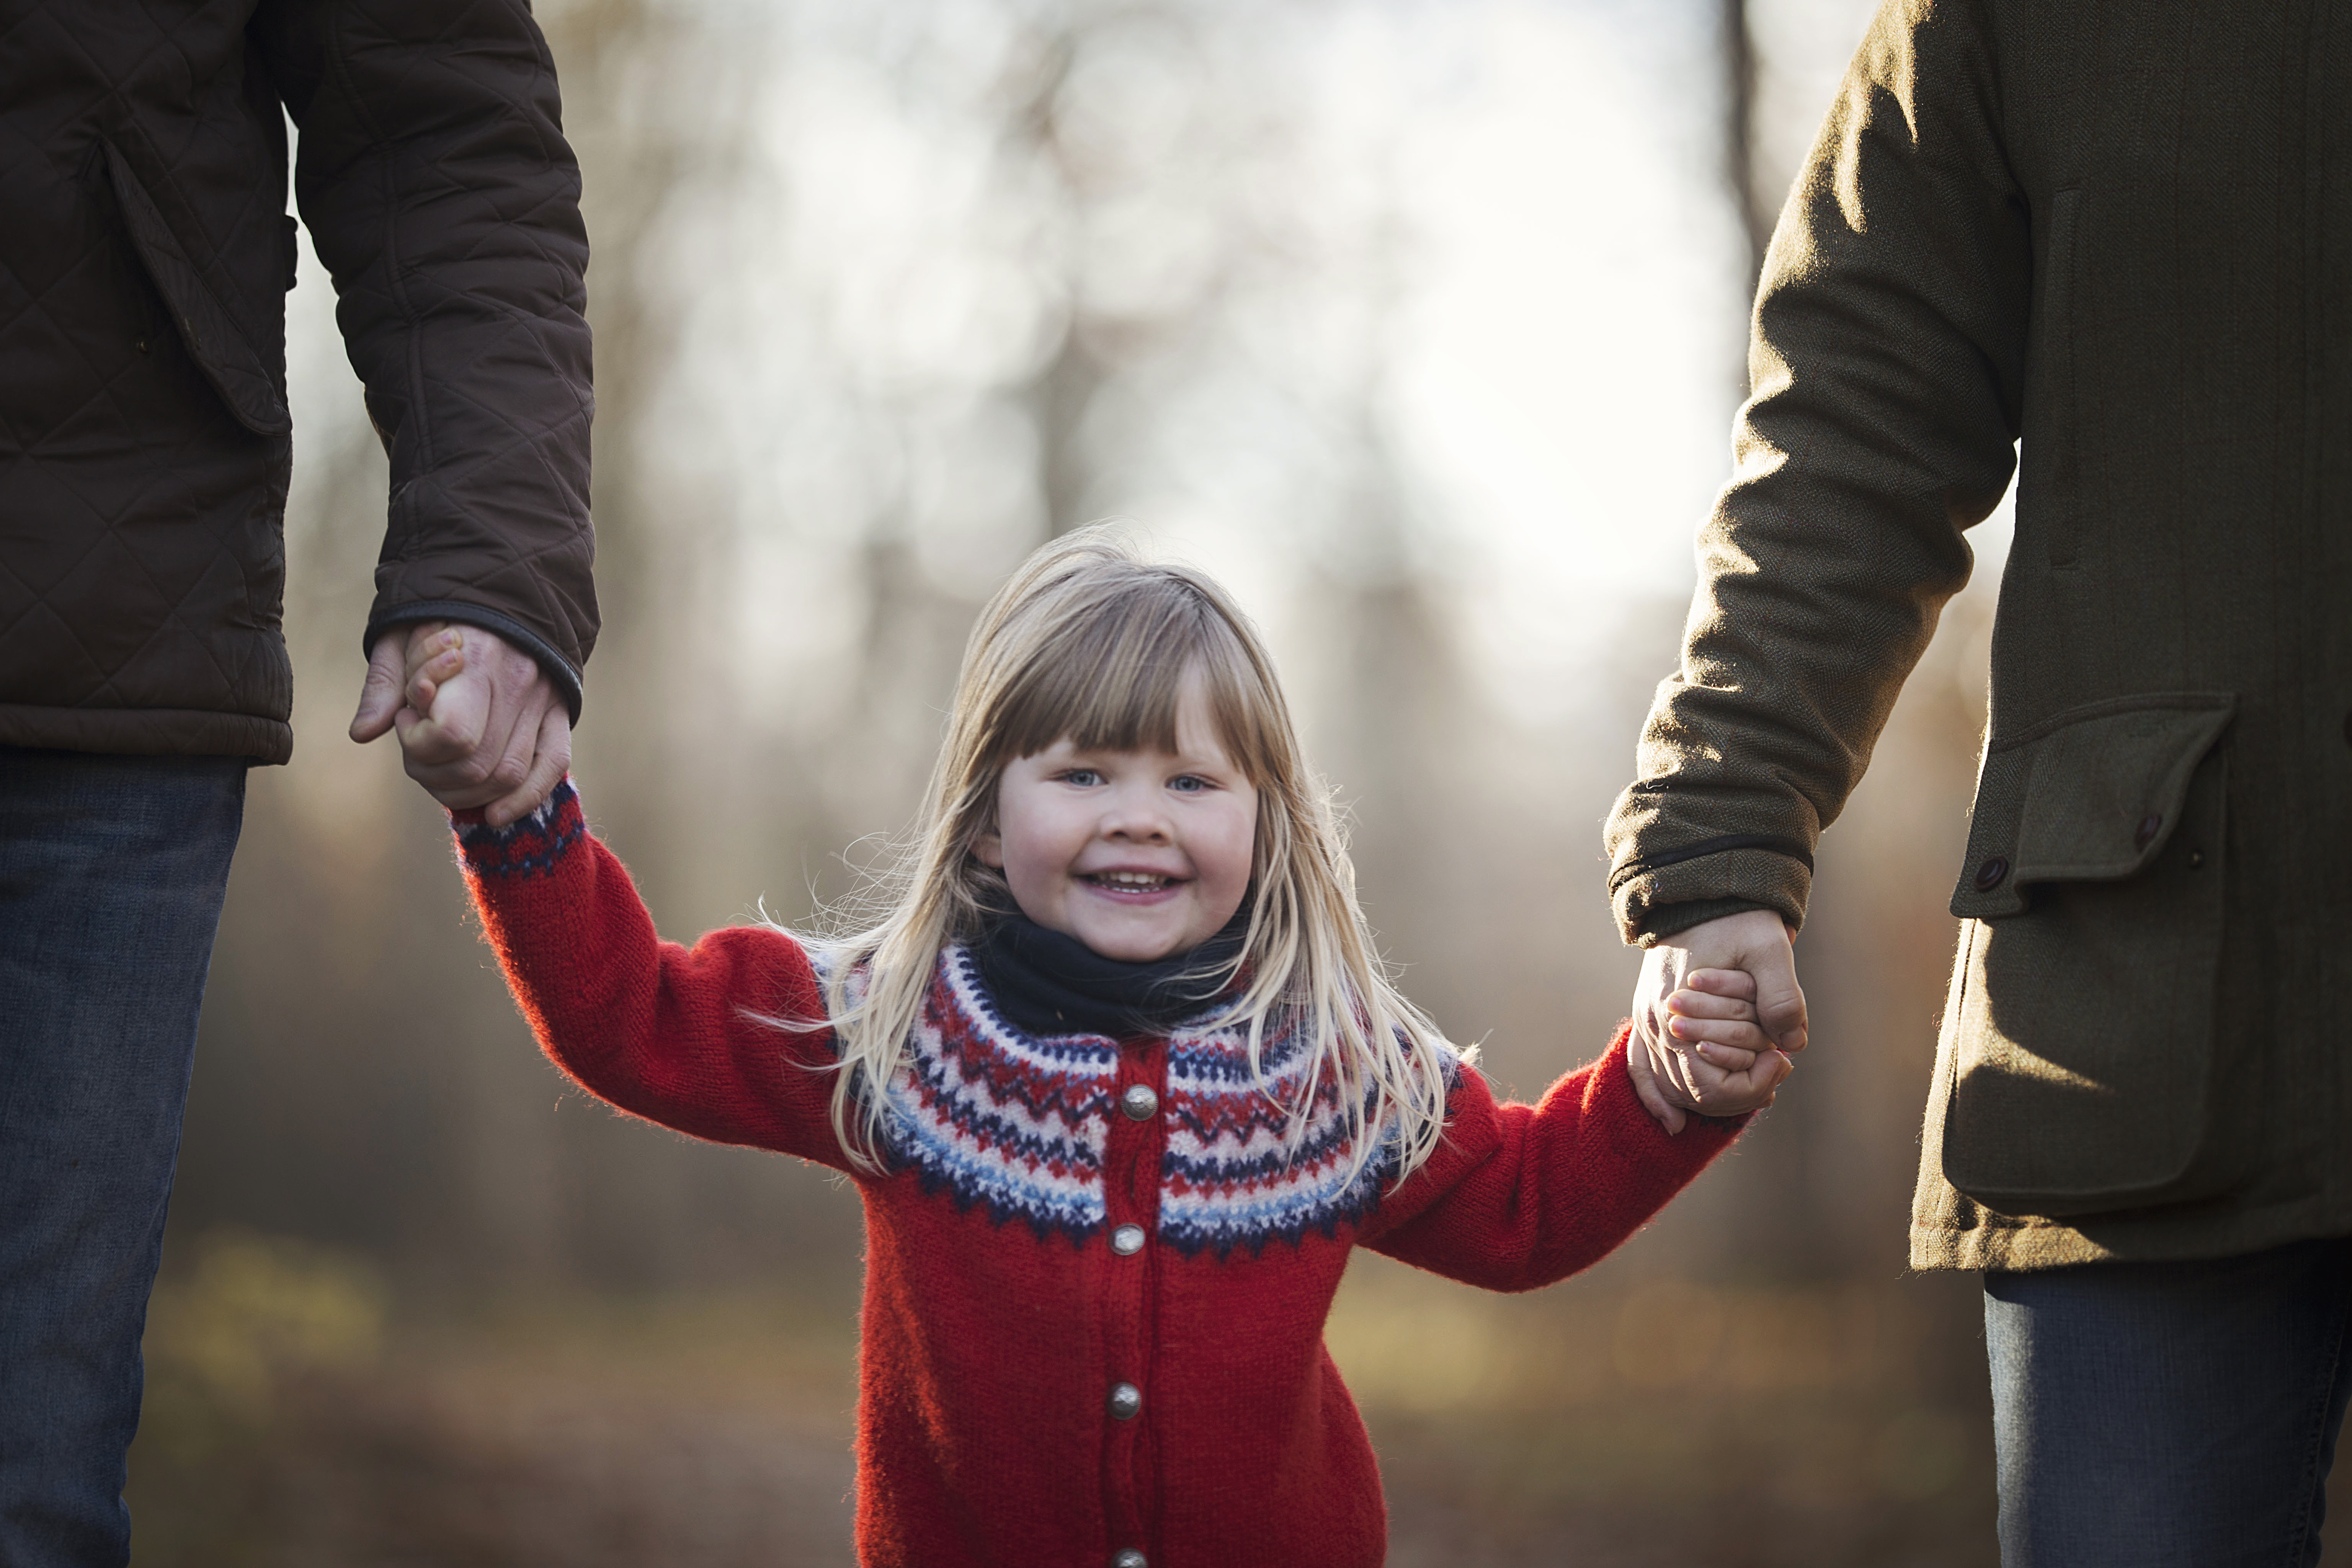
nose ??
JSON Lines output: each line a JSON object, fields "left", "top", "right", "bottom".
{"left": 1098, "top": 779, "right": 1172, "bottom": 843}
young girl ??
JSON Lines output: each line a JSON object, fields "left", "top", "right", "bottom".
{"left": 416, "top": 532, "right": 1781, "bottom": 1568}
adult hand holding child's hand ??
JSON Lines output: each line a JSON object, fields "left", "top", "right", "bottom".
{"left": 350, "top": 622, "right": 572, "bottom": 828}
{"left": 1626, "top": 908, "right": 1807, "bottom": 1133}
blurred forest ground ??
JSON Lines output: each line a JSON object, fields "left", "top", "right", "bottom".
{"left": 112, "top": 0, "right": 2338, "bottom": 1563}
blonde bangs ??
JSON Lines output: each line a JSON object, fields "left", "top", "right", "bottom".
{"left": 975, "top": 569, "right": 1279, "bottom": 787}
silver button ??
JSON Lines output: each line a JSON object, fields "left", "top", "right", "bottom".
{"left": 1107, "top": 1381, "right": 1142, "bottom": 1420}
{"left": 1111, "top": 1552, "right": 1148, "bottom": 1568}
{"left": 1111, "top": 1224, "right": 1146, "bottom": 1255}
{"left": 1120, "top": 1083, "right": 1159, "bottom": 1120}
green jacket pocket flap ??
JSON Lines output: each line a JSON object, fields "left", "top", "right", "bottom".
{"left": 1950, "top": 694, "right": 2234, "bottom": 919}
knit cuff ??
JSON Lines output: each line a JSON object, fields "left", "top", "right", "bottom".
{"left": 452, "top": 777, "right": 585, "bottom": 879}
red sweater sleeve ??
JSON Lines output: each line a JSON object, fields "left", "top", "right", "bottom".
{"left": 455, "top": 781, "right": 852, "bottom": 1169}
{"left": 1359, "top": 1028, "right": 1741, "bottom": 1291}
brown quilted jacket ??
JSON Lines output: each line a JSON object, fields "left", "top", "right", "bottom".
{"left": 0, "top": 0, "right": 596, "bottom": 763}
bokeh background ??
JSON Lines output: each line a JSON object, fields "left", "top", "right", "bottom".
{"left": 125, "top": 0, "right": 2125, "bottom": 1561}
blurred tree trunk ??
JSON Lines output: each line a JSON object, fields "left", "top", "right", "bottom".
{"left": 1001, "top": 31, "right": 1106, "bottom": 539}
{"left": 1722, "top": 0, "right": 1771, "bottom": 298}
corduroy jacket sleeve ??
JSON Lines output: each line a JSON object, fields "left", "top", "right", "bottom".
{"left": 1359, "top": 1031, "right": 1741, "bottom": 1292}
{"left": 254, "top": 0, "right": 597, "bottom": 715}
{"left": 1603, "top": 0, "right": 2030, "bottom": 943}
{"left": 454, "top": 782, "right": 852, "bottom": 1169}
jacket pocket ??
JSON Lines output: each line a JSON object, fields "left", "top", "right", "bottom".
{"left": 102, "top": 139, "right": 291, "bottom": 436}
{"left": 1937, "top": 694, "right": 2234, "bottom": 1216}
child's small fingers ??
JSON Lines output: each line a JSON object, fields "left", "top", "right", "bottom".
{"left": 403, "top": 648, "right": 466, "bottom": 710}
{"left": 403, "top": 652, "right": 461, "bottom": 698}
{"left": 1666, "top": 987, "right": 1758, "bottom": 1023}
{"left": 1667, "top": 1014, "right": 1768, "bottom": 1050}
{"left": 406, "top": 644, "right": 466, "bottom": 685}
{"left": 1687, "top": 1048, "right": 1795, "bottom": 1116}
{"left": 1683, "top": 967, "right": 1758, "bottom": 1001}
{"left": 1693, "top": 1041, "right": 1760, "bottom": 1072}
{"left": 403, "top": 664, "right": 450, "bottom": 712}
{"left": 1704, "top": 1022, "right": 1774, "bottom": 1056}
{"left": 401, "top": 628, "right": 465, "bottom": 681}
{"left": 1673, "top": 1021, "right": 1761, "bottom": 1062}
{"left": 402, "top": 623, "right": 460, "bottom": 658}
{"left": 406, "top": 648, "right": 454, "bottom": 681}
{"left": 1729, "top": 1051, "right": 1795, "bottom": 1099}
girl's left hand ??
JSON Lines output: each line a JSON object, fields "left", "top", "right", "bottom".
{"left": 1657, "top": 968, "right": 1793, "bottom": 1118}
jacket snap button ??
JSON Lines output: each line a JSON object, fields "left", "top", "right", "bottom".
{"left": 1112, "top": 1552, "right": 1148, "bottom": 1568}
{"left": 2134, "top": 814, "right": 2163, "bottom": 851}
{"left": 1111, "top": 1224, "right": 1146, "bottom": 1255}
{"left": 1120, "top": 1084, "right": 1159, "bottom": 1120}
{"left": 1973, "top": 855, "right": 2009, "bottom": 892}
{"left": 1108, "top": 1381, "right": 1142, "bottom": 1420}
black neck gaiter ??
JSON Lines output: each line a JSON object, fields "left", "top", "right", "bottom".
{"left": 969, "top": 909, "right": 1248, "bottom": 1039}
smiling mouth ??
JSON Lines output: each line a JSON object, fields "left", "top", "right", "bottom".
{"left": 1081, "top": 871, "right": 1183, "bottom": 893}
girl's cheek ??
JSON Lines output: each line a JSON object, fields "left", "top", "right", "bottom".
{"left": 1226, "top": 818, "right": 1260, "bottom": 884}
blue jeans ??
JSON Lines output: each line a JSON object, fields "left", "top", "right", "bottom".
{"left": 0, "top": 748, "right": 246, "bottom": 1568}
{"left": 1986, "top": 1238, "right": 2352, "bottom": 1567}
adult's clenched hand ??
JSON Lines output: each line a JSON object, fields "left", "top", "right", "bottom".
{"left": 350, "top": 622, "right": 571, "bottom": 828}
{"left": 1627, "top": 908, "right": 1809, "bottom": 1133}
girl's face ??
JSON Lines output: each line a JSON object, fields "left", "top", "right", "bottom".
{"left": 977, "top": 681, "right": 1258, "bottom": 963}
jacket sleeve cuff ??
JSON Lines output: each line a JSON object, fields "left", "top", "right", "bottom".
{"left": 1609, "top": 843, "right": 1812, "bottom": 947}
{"left": 364, "top": 601, "right": 585, "bottom": 723}
{"left": 1640, "top": 897, "right": 1780, "bottom": 944}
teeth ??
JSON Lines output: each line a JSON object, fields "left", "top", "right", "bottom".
{"left": 1093, "top": 872, "right": 1170, "bottom": 889}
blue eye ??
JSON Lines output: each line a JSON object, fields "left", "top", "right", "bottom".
{"left": 1063, "top": 768, "right": 1102, "bottom": 787}
{"left": 1169, "top": 775, "right": 1207, "bottom": 793}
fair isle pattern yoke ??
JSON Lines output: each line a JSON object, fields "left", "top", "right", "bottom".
{"left": 889, "top": 949, "right": 1119, "bottom": 1245}
{"left": 890, "top": 947, "right": 1432, "bottom": 1257}
{"left": 1159, "top": 1023, "right": 1404, "bottom": 1257}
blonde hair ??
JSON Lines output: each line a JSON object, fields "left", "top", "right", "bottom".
{"left": 810, "top": 527, "right": 1458, "bottom": 1184}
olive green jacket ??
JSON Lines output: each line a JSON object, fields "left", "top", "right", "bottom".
{"left": 1605, "top": 0, "right": 2352, "bottom": 1270}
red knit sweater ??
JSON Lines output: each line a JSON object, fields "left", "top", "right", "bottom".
{"left": 456, "top": 783, "right": 1740, "bottom": 1568}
